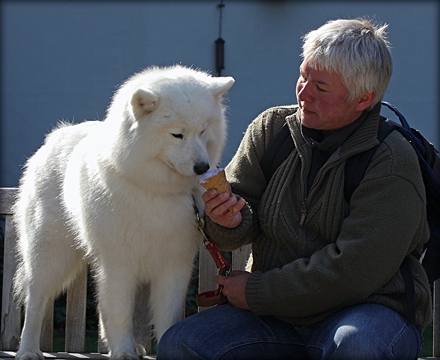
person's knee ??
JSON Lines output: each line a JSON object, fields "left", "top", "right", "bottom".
{"left": 306, "top": 325, "right": 370, "bottom": 360}
{"left": 307, "top": 305, "right": 422, "bottom": 360}
{"left": 332, "top": 325, "right": 386, "bottom": 359}
{"left": 334, "top": 325, "right": 368, "bottom": 349}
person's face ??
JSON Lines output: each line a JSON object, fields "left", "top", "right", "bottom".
{"left": 296, "top": 61, "right": 373, "bottom": 132}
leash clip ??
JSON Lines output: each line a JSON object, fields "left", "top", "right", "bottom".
{"left": 194, "top": 206, "right": 210, "bottom": 246}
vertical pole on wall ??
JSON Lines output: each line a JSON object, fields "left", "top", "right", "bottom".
{"left": 215, "top": 0, "right": 225, "bottom": 76}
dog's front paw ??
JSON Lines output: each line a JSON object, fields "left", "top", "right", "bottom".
{"left": 110, "top": 350, "right": 143, "bottom": 360}
{"left": 15, "top": 349, "right": 44, "bottom": 360}
{"left": 135, "top": 344, "right": 146, "bottom": 359}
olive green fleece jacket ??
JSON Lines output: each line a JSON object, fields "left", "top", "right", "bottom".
{"left": 205, "top": 103, "right": 432, "bottom": 328}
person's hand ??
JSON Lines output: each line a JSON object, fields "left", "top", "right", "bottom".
{"left": 202, "top": 184, "right": 246, "bottom": 228}
{"left": 216, "top": 270, "right": 251, "bottom": 310}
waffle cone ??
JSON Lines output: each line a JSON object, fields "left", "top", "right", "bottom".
{"left": 199, "top": 168, "right": 231, "bottom": 195}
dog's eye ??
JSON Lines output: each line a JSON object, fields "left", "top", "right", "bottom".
{"left": 171, "top": 133, "right": 183, "bottom": 139}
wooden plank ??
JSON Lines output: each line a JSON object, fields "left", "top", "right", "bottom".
{"left": 0, "top": 188, "right": 18, "bottom": 214}
{"left": 65, "top": 265, "right": 88, "bottom": 352}
{"left": 133, "top": 283, "right": 153, "bottom": 354}
{"left": 232, "top": 244, "right": 251, "bottom": 271}
{"left": 40, "top": 302, "right": 54, "bottom": 351}
{"left": 197, "top": 244, "right": 218, "bottom": 311}
{"left": 0, "top": 215, "right": 21, "bottom": 350}
{"left": 0, "top": 351, "right": 157, "bottom": 359}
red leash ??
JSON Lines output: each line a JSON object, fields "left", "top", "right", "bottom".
{"left": 194, "top": 202, "right": 231, "bottom": 307}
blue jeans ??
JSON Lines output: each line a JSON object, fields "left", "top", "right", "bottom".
{"left": 157, "top": 303, "right": 423, "bottom": 360}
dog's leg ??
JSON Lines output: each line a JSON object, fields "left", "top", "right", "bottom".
{"left": 149, "top": 263, "right": 193, "bottom": 342}
{"left": 97, "top": 268, "right": 142, "bottom": 360}
{"left": 15, "top": 288, "right": 51, "bottom": 360}
{"left": 15, "top": 237, "right": 84, "bottom": 360}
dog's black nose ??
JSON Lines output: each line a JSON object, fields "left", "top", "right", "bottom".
{"left": 194, "top": 162, "right": 210, "bottom": 175}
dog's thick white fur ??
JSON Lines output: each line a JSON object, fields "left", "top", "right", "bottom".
{"left": 13, "top": 65, "right": 234, "bottom": 360}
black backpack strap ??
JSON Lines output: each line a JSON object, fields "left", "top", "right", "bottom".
{"left": 344, "top": 117, "right": 396, "bottom": 202}
{"left": 261, "top": 122, "right": 294, "bottom": 183}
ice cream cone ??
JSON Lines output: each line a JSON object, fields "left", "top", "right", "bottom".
{"left": 199, "top": 168, "right": 231, "bottom": 195}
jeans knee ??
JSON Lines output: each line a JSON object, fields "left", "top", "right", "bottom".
{"left": 307, "top": 305, "right": 422, "bottom": 360}
{"left": 326, "top": 325, "right": 382, "bottom": 359}
{"left": 334, "top": 324, "right": 367, "bottom": 349}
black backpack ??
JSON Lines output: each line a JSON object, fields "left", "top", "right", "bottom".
{"left": 261, "top": 101, "right": 440, "bottom": 285}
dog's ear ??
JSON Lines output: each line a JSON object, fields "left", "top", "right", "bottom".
{"left": 210, "top": 77, "right": 235, "bottom": 97}
{"left": 131, "top": 88, "right": 159, "bottom": 119}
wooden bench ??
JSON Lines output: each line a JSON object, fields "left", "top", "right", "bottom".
{"left": 1, "top": 187, "right": 439, "bottom": 359}
{"left": 0, "top": 187, "right": 251, "bottom": 358}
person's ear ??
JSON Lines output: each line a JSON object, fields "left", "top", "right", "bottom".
{"left": 356, "top": 91, "right": 376, "bottom": 111}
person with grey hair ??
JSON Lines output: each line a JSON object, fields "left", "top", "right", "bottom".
{"left": 157, "top": 17, "right": 431, "bottom": 360}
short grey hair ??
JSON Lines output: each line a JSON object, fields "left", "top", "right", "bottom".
{"left": 301, "top": 18, "right": 392, "bottom": 109}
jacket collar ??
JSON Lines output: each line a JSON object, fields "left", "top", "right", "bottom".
{"left": 288, "top": 102, "right": 382, "bottom": 162}
{"left": 337, "top": 102, "right": 382, "bottom": 159}
{"left": 301, "top": 110, "right": 369, "bottom": 154}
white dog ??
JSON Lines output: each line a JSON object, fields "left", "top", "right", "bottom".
{"left": 13, "top": 65, "right": 234, "bottom": 360}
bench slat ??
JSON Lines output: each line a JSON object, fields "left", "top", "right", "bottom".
{"left": 0, "top": 351, "right": 157, "bottom": 359}
{"left": 66, "top": 265, "right": 88, "bottom": 352}
{"left": 1, "top": 214, "right": 20, "bottom": 350}
{"left": 0, "top": 188, "right": 17, "bottom": 214}
{"left": 133, "top": 283, "right": 153, "bottom": 354}
{"left": 197, "top": 245, "right": 218, "bottom": 312}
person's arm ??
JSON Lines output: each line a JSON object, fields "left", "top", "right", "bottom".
{"left": 203, "top": 108, "right": 281, "bottom": 250}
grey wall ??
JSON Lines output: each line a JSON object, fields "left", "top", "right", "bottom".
{"left": 1, "top": 0, "right": 438, "bottom": 186}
